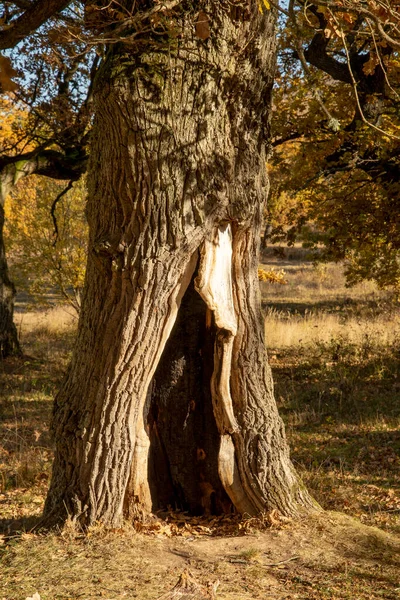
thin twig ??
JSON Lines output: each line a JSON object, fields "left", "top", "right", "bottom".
{"left": 337, "top": 18, "right": 400, "bottom": 141}
{"left": 51, "top": 180, "right": 73, "bottom": 246}
{"left": 367, "top": 19, "right": 400, "bottom": 102}
{"left": 263, "top": 555, "right": 300, "bottom": 567}
{"left": 228, "top": 555, "right": 300, "bottom": 567}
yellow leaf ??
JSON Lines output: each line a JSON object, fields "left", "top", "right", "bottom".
{"left": 258, "top": 0, "right": 270, "bottom": 13}
{"left": 258, "top": 267, "right": 287, "bottom": 285}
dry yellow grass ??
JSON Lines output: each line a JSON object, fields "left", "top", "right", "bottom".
{"left": 12, "top": 305, "right": 78, "bottom": 363}
{"left": 14, "top": 305, "right": 77, "bottom": 338}
{"left": 259, "top": 256, "right": 400, "bottom": 538}
{"left": 260, "top": 258, "right": 380, "bottom": 302}
{"left": 260, "top": 258, "right": 399, "bottom": 349}
{"left": 1, "top": 513, "right": 400, "bottom": 600}
{"left": 0, "top": 305, "right": 76, "bottom": 521}
{"left": 265, "top": 310, "right": 400, "bottom": 350}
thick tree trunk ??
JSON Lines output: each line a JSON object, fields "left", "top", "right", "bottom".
{"left": 44, "top": 1, "right": 317, "bottom": 526}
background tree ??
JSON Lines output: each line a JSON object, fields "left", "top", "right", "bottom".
{"left": 0, "top": 4, "right": 96, "bottom": 355}
{"left": 268, "top": 0, "right": 400, "bottom": 291}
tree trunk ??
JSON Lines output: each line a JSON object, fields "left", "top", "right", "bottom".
{"left": 44, "top": 1, "right": 317, "bottom": 526}
{"left": 0, "top": 169, "right": 21, "bottom": 357}
{"left": 0, "top": 203, "right": 20, "bottom": 358}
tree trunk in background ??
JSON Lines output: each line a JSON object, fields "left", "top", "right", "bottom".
{"left": 44, "top": 1, "right": 318, "bottom": 526}
{"left": 0, "top": 203, "right": 19, "bottom": 358}
{"left": 0, "top": 170, "right": 21, "bottom": 357}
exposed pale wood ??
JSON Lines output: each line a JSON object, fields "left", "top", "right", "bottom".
{"left": 218, "top": 434, "right": 256, "bottom": 515}
{"left": 196, "top": 224, "right": 238, "bottom": 435}
{"left": 195, "top": 224, "right": 254, "bottom": 513}
{"left": 195, "top": 225, "right": 237, "bottom": 336}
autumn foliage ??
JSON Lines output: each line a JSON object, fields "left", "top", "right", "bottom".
{"left": 268, "top": 0, "right": 400, "bottom": 291}
{"left": 4, "top": 176, "right": 87, "bottom": 312}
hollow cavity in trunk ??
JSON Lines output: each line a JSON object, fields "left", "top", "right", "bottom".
{"left": 147, "top": 270, "right": 232, "bottom": 515}
{"left": 143, "top": 225, "right": 237, "bottom": 515}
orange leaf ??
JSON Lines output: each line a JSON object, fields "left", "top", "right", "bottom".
{"left": 0, "top": 55, "right": 18, "bottom": 92}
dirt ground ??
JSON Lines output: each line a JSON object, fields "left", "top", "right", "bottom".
{"left": 1, "top": 511, "right": 400, "bottom": 600}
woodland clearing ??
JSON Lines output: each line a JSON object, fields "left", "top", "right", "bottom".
{"left": 1, "top": 253, "right": 400, "bottom": 600}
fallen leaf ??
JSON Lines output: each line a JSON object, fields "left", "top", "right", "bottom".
{"left": 195, "top": 11, "right": 210, "bottom": 40}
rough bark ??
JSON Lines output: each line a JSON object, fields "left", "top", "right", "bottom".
{"left": 44, "top": 0, "right": 317, "bottom": 527}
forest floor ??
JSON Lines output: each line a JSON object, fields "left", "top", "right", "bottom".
{"left": 1, "top": 251, "right": 400, "bottom": 600}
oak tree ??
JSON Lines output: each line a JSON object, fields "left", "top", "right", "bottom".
{"left": 42, "top": 0, "right": 318, "bottom": 526}
{"left": 3, "top": 0, "right": 398, "bottom": 526}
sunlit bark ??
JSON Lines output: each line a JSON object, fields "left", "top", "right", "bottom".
{"left": 44, "top": 1, "right": 317, "bottom": 526}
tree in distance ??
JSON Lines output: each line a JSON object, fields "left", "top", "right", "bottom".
{"left": 269, "top": 1, "right": 400, "bottom": 291}
{"left": 5, "top": 175, "right": 87, "bottom": 313}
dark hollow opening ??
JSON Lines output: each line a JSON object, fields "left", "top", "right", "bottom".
{"left": 146, "top": 269, "right": 233, "bottom": 516}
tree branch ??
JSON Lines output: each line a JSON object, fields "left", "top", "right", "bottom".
{"left": 0, "top": 147, "right": 87, "bottom": 180}
{"left": 51, "top": 179, "right": 73, "bottom": 246}
{"left": 303, "top": 32, "right": 353, "bottom": 84}
{"left": 0, "top": 0, "right": 71, "bottom": 50}
{"left": 272, "top": 132, "right": 303, "bottom": 147}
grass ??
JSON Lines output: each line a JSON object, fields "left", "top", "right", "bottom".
{"left": 261, "top": 256, "right": 400, "bottom": 535}
{"left": 1, "top": 264, "right": 400, "bottom": 599}
{"left": 1, "top": 306, "right": 76, "bottom": 523}
{"left": 1, "top": 514, "right": 399, "bottom": 599}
